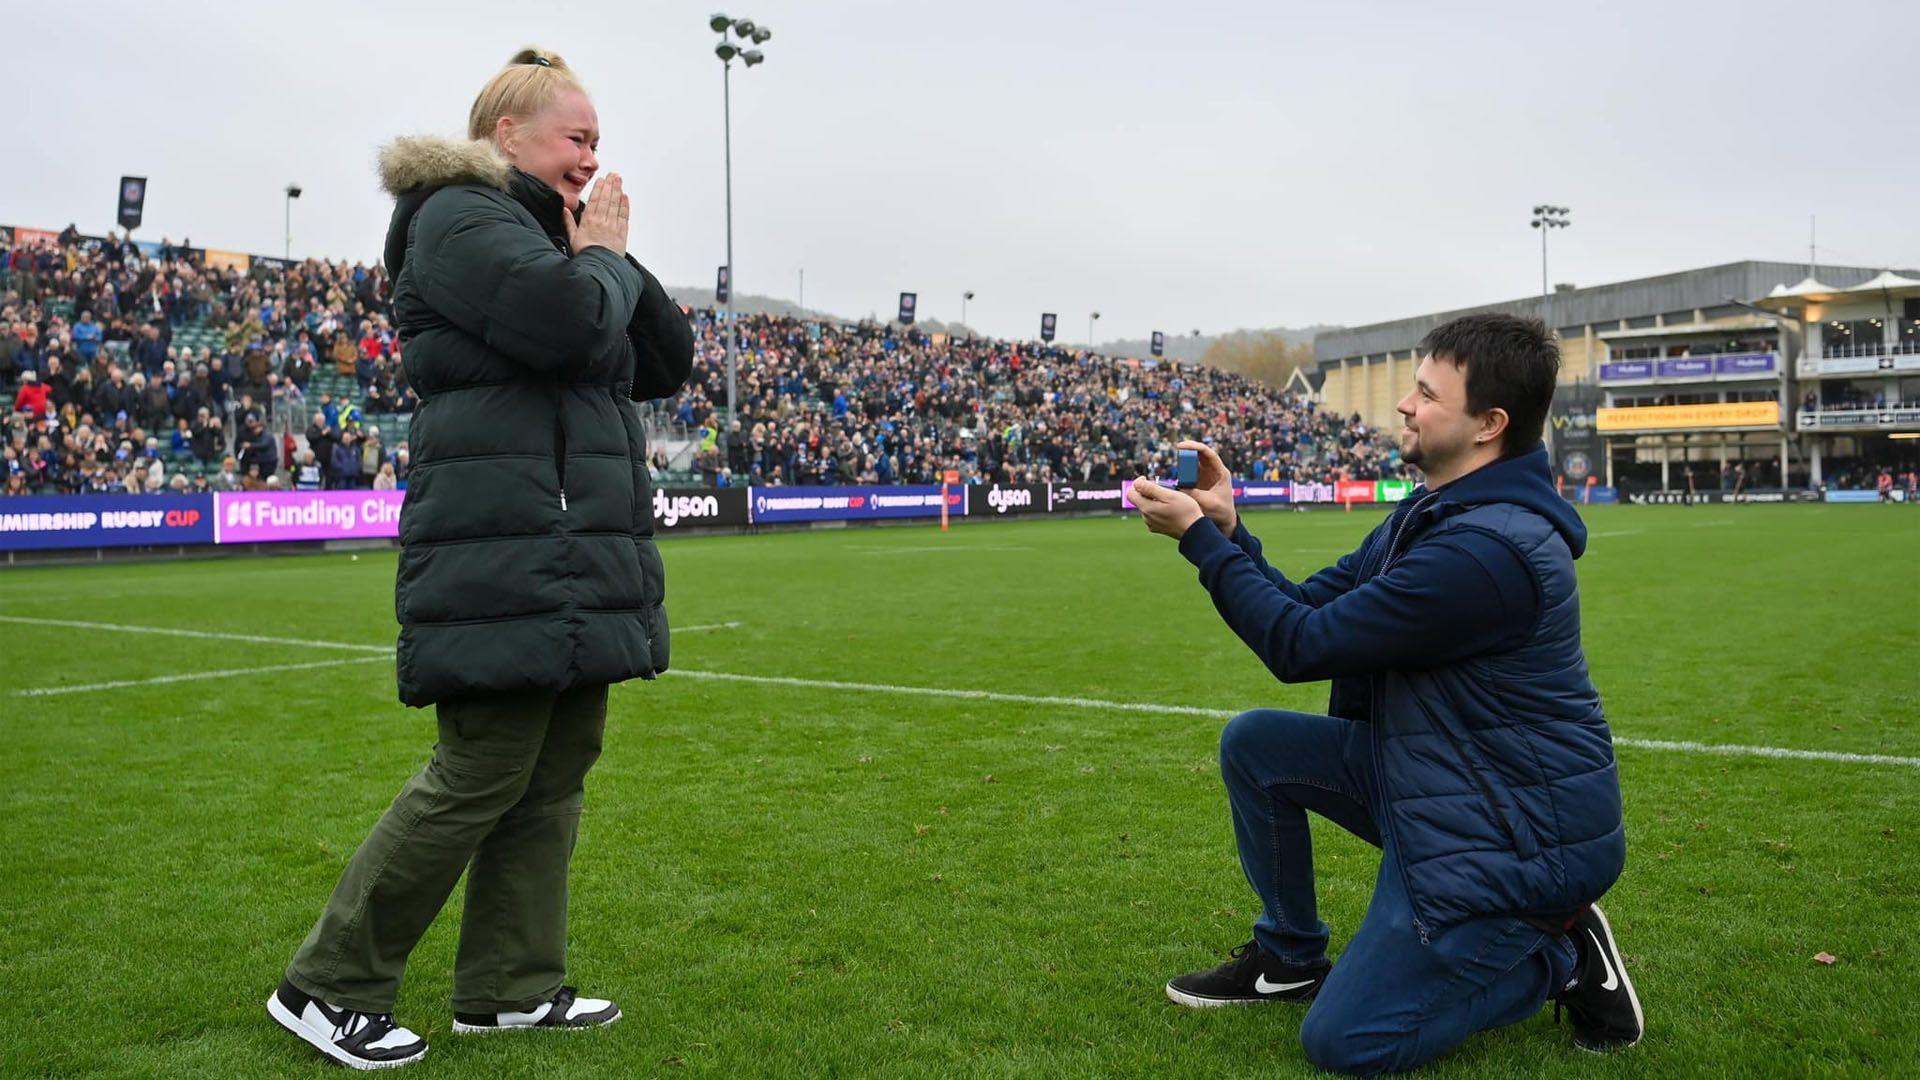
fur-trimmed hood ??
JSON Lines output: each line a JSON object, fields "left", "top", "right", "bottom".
{"left": 377, "top": 135, "right": 511, "bottom": 196}
{"left": 380, "top": 136, "right": 526, "bottom": 278}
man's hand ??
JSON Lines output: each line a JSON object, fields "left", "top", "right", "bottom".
{"left": 1178, "top": 439, "right": 1237, "bottom": 535}
{"left": 1130, "top": 477, "right": 1205, "bottom": 539}
{"left": 564, "top": 173, "right": 629, "bottom": 258}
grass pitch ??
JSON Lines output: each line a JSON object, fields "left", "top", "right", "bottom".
{"left": 1, "top": 504, "right": 1915, "bottom": 1077}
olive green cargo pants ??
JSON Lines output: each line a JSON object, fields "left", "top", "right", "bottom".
{"left": 285, "top": 685, "right": 607, "bottom": 1014}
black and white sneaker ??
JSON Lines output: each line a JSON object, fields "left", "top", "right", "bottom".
{"left": 267, "top": 978, "right": 427, "bottom": 1071}
{"left": 1554, "top": 904, "right": 1644, "bottom": 1052}
{"left": 452, "top": 986, "right": 621, "bottom": 1033}
{"left": 1165, "top": 940, "right": 1331, "bottom": 1007}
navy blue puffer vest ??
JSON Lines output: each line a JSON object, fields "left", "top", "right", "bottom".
{"left": 1337, "top": 448, "right": 1626, "bottom": 936}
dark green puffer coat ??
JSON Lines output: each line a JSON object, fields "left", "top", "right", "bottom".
{"left": 377, "top": 136, "right": 693, "bottom": 707}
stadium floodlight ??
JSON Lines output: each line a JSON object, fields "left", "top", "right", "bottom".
{"left": 708, "top": 14, "right": 773, "bottom": 464}
{"left": 284, "top": 184, "right": 302, "bottom": 261}
{"left": 960, "top": 290, "right": 975, "bottom": 334}
{"left": 1529, "top": 203, "right": 1572, "bottom": 331}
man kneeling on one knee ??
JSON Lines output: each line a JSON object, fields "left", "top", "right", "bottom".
{"left": 1129, "top": 313, "right": 1641, "bottom": 1076}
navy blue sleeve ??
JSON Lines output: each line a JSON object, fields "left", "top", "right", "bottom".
{"left": 1227, "top": 519, "right": 1374, "bottom": 607}
{"left": 1178, "top": 518, "right": 1539, "bottom": 683}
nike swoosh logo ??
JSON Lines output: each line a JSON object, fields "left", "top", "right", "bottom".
{"left": 1254, "top": 974, "right": 1316, "bottom": 994}
{"left": 1589, "top": 929, "right": 1620, "bottom": 991}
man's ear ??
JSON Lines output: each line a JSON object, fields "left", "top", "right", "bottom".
{"left": 1475, "top": 406, "right": 1510, "bottom": 447}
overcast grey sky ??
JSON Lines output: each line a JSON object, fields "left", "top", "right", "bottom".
{"left": 8, "top": 0, "right": 1916, "bottom": 342}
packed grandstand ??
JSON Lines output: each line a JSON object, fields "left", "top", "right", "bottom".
{"left": 2, "top": 226, "right": 1410, "bottom": 498}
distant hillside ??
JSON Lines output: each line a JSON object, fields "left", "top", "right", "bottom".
{"left": 662, "top": 287, "right": 835, "bottom": 323}
{"left": 1095, "top": 325, "right": 1338, "bottom": 365}
{"left": 663, "top": 286, "right": 984, "bottom": 336}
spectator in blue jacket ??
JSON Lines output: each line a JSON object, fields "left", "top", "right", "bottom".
{"left": 1130, "top": 314, "right": 1637, "bottom": 1074}
{"left": 328, "top": 428, "right": 361, "bottom": 489}
{"left": 12, "top": 325, "right": 45, "bottom": 381}
{"left": 236, "top": 413, "right": 279, "bottom": 479}
{"left": 133, "top": 323, "right": 169, "bottom": 377}
{"left": 206, "top": 356, "right": 231, "bottom": 410}
{"left": 72, "top": 310, "right": 104, "bottom": 362}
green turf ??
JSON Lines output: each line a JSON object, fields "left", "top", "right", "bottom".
{"left": 1, "top": 504, "right": 1915, "bottom": 1077}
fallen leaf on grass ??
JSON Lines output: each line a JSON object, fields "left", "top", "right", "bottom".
{"left": 1813, "top": 952, "right": 1837, "bottom": 965}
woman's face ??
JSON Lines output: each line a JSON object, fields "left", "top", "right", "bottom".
{"left": 500, "top": 91, "right": 601, "bottom": 211}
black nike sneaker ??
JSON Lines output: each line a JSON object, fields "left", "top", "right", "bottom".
{"left": 1555, "top": 904, "right": 1644, "bottom": 1051}
{"left": 452, "top": 985, "right": 621, "bottom": 1033}
{"left": 267, "top": 978, "right": 427, "bottom": 1070}
{"left": 1165, "top": 940, "right": 1331, "bottom": 1007}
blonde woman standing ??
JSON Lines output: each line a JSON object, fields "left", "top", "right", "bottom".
{"left": 268, "top": 47, "right": 692, "bottom": 1070}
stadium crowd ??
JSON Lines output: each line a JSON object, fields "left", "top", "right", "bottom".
{"left": 3, "top": 227, "right": 413, "bottom": 495}
{"left": 665, "top": 312, "right": 1409, "bottom": 488}
{"left": 9, "top": 226, "right": 1915, "bottom": 505}
{"left": 5, "top": 224, "right": 1440, "bottom": 500}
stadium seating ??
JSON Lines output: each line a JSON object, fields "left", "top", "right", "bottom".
{"left": 5, "top": 229, "right": 1402, "bottom": 496}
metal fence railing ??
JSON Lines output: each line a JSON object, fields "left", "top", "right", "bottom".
{"left": 1823, "top": 340, "right": 1920, "bottom": 358}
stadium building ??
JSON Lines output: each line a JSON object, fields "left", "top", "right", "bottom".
{"left": 1756, "top": 270, "right": 1920, "bottom": 487}
{"left": 1313, "top": 261, "right": 1920, "bottom": 492}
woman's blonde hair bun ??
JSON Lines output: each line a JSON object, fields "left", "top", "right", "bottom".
{"left": 507, "top": 47, "right": 571, "bottom": 71}
{"left": 469, "top": 46, "right": 585, "bottom": 143}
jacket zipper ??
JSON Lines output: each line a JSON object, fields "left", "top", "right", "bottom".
{"left": 1372, "top": 491, "right": 1441, "bottom": 944}
{"left": 1412, "top": 692, "right": 1527, "bottom": 853}
{"left": 554, "top": 383, "right": 568, "bottom": 511}
{"left": 548, "top": 217, "right": 573, "bottom": 513}
{"left": 1383, "top": 491, "right": 1438, "bottom": 569}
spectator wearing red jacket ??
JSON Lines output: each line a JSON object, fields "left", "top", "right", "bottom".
{"left": 13, "top": 371, "right": 50, "bottom": 419}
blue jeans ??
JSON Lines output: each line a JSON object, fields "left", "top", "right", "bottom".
{"left": 1219, "top": 709, "right": 1577, "bottom": 1075}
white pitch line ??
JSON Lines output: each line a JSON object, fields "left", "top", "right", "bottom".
{"left": 0, "top": 614, "right": 739, "bottom": 647}
{"left": 668, "top": 669, "right": 1226, "bottom": 718}
{"left": 665, "top": 670, "right": 1920, "bottom": 769}
{"left": 1610, "top": 737, "right": 1920, "bottom": 768}
{"left": 6, "top": 622, "right": 739, "bottom": 698}
{"left": 12, "top": 655, "right": 391, "bottom": 697}
{"left": 6, "top": 615, "right": 1908, "bottom": 769}
{"left": 0, "top": 615, "right": 394, "bottom": 653}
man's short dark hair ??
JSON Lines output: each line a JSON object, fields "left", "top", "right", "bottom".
{"left": 1416, "top": 313, "right": 1560, "bottom": 457}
